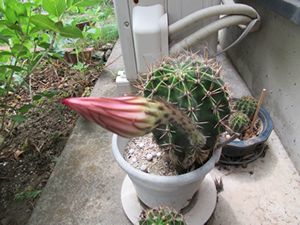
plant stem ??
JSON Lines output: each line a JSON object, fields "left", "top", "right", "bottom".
{"left": 27, "top": 32, "right": 57, "bottom": 102}
{"left": 0, "top": 58, "right": 20, "bottom": 132}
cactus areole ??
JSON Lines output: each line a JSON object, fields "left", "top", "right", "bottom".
{"left": 63, "top": 54, "right": 231, "bottom": 172}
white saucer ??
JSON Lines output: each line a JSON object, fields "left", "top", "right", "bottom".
{"left": 121, "top": 174, "right": 217, "bottom": 225}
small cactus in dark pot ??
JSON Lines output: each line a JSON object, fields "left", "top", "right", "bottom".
{"left": 229, "top": 111, "right": 250, "bottom": 133}
{"left": 139, "top": 207, "right": 186, "bottom": 225}
{"left": 235, "top": 96, "right": 258, "bottom": 118}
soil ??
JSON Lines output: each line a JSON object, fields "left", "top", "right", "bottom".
{"left": 242, "top": 118, "right": 263, "bottom": 140}
{"left": 232, "top": 118, "right": 263, "bottom": 141}
{"left": 0, "top": 44, "right": 113, "bottom": 225}
{"left": 124, "top": 134, "right": 178, "bottom": 176}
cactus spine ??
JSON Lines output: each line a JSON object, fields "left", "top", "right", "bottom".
{"left": 140, "top": 54, "right": 231, "bottom": 171}
{"left": 235, "top": 96, "right": 258, "bottom": 118}
{"left": 229, "top": 111, "right": 250, "bottom": 133}
{"left": 139, "top": 207, "right": 186, "bottom": 225}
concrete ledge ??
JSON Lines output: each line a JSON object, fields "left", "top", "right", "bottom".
{"left": 256, "top": 0, "right": 300, "bottom": 26}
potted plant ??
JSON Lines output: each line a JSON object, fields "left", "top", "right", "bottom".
{"left": 222, "top": 92, "right": 273, "bottom": 162}
{"left": 62, "top": 54, "right": 234, "bottom": 211}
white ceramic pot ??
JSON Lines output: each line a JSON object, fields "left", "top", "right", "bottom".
{"left": 112, "top": 134, "right": 221, "bottom": 211}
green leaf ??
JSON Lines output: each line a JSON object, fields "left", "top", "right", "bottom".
{"left": 0, "top": 34, "right": 9, "bottom": 44}
{"left": 5, "top": 22, "right": 22, "bottom": 32}
{"left": 30, "top": 15, "right": 59, "bottom": 32}
{"left": 0, "top": 65, "right": 23, "bottom": 72}
{"left": 73, "top": 0, "right": 100, "bottom": 7}
{"left": 33, "top": 94, "right": 43, "bottom": 101}
{"left": 42, "top": 0, "right": 66, "bottom": 18}
{"left": 11, "top": 115, "right": 27, "bottom": 123}
{"left": 15, "top": 190, "right": 42, "bottom": 201}
{"left": 33, "top": 90, "right": 58, "bottom": 101}
{"left": 29, "top": 26, "right": 42, "bottom": 34}
{"left": 37, "top": 41, "right": 50, "bottom": 49}
{"left": 5, "top": 5, "right": 17, "bottom": 23}
{"left": 0, "top": 51, "right": 11, "bottom": 57}
{"left": 57, "top": 25, "right": 83, "bottom": 38}
{"left": 11, "top": 44, "right": 30, "bottom": 57}
{"left": 41, "top": 90, "right": 58, "bottom": 98}
{"left": 66, "top": 0, "right": 74, "bottom": 8}
{"left": 18, "top": 104, "right": 33, "bottom": 114}
{"left": 48, "top": 52, "right": 63, "bottom": 59}
{"left": 14, "top": 3, "right": 27, "bottom": 17}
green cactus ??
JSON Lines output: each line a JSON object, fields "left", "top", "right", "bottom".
{"left": 139, "top": 207, "right": 186, "bottom": 225}
{"left": 140, "top": 54, "right": 231, "bottom": 171}
{"left": 229, "top": 111, "right": 250, "bottom": 133}
{"left": 235, "top": 96, "right": 258, "bottom": 118}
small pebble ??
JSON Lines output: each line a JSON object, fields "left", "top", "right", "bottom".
{"left": 140, "top": 165, "right": 147, "bottom": 172}
{"left": 151, "top": 152, "right": 157, "bottom": 157}
{"left": 156, "top": 152, "right": 162, "bottom": 157}
{"left": 131, "top": 157, "right": 137, "bottom": 163}
{"left": 129, "top": 149, "right": 134, "bottom": 154}
{"left": 146, "top": 153, "right": 153, "bottom": 161}
{"left": 138, "top": 143, "right": 144, "bottom": 148}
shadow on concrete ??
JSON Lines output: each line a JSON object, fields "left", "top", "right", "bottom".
{"left": 206, "top": 195, "right": 239, "bottom": 225}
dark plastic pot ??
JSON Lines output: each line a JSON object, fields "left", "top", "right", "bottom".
{"left": 222, "top": 107, "right": 273, "bottom": 157}
{"left": 64, "top": 47, "right": 94, "bottom": 64}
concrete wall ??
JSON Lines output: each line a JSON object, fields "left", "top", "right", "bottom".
{"left": 221, "top": 0, "right": 300, "bottom": 172}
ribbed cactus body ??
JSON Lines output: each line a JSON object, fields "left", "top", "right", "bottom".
{"left": 141, "top": 55, "right": 230, "bottom": 170}
{"left": 235, "top": 96, "right": 258, "bottom": 118}
{"left": 139, "top": 207, "right": 186, "bottom": 225}
{"left": 229, "top": 111, "right": 250, "bottom": 133}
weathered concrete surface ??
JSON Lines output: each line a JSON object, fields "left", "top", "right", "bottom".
{"left": 210, "top": 132, "right": 300, "bottom": 225}
{"left": 28, "top": 42, "right": 300, "bottom": 225}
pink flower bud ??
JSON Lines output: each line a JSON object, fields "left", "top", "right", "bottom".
{"left": 62, "top": 96, "right": 168, "bottom": 138}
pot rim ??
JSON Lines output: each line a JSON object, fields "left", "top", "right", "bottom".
{"left": 112, "top": 134, "right": 221, "bottom": 186}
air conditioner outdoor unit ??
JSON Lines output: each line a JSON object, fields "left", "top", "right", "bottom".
{"left": 113, "top": 0, "right": 260, "bottom": 94}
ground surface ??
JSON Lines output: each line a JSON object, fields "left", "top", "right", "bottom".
{"left": 0, "top": 45, "right": 113, "bottom": 225}
{"left": 27, "top": 42, "right": 300, "bottom": 225}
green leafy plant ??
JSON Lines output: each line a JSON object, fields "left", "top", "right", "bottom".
{"left": 62, "top": 54, "right": 233, "bottom": 173}
{"left": 0, "top": 0, "right": 99, "bottom": 137}
{"left": 139, "top": 207, "right": 186, "bottom": 225}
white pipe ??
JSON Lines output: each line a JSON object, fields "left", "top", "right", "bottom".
{"left": 170, "top": 15, "right": 252, "bottom": 55}
{"left": 169, "top": 4, "right": 260, "bottom": 40}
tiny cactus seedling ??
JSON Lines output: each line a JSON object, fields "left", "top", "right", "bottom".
{"left": 235, "top": 96, "right": 258, "bottom": 118}
{"left": 139, "top": 207, "right": 186, "bottom": 225}
{"left": 139, "top": 54, "right": 231, "bottom": 171}
{"left": 229, "top": 111, "right": 250, "bottom": 133}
